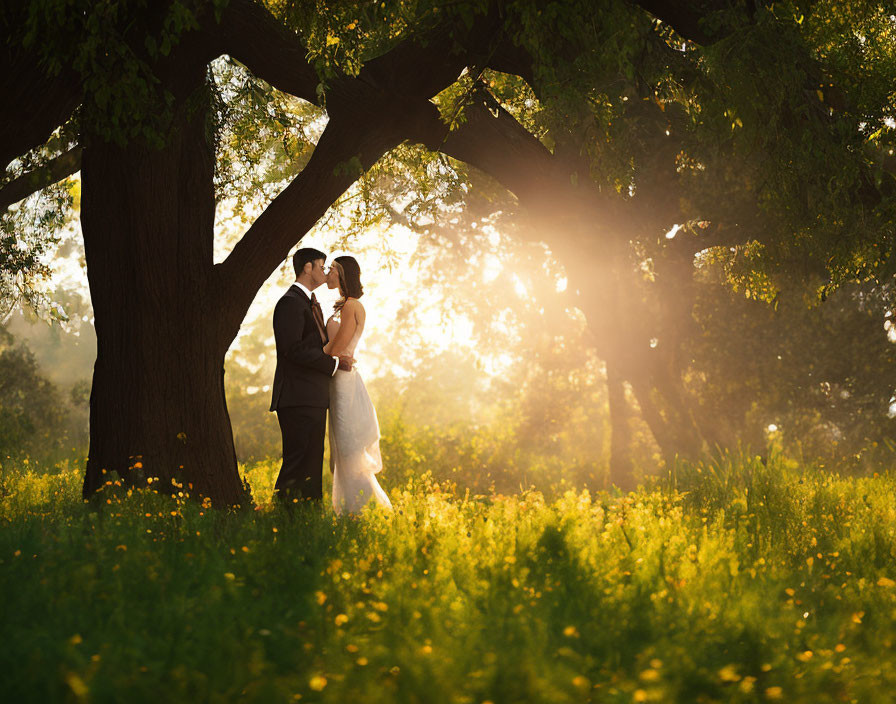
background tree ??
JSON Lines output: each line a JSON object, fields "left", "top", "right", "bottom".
{"left": 0, "top": 324, "right": 89, "bottom": 461}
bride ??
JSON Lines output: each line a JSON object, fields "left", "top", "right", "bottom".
{"left": 323, "top": 256, "right": 393, "bottom": 515}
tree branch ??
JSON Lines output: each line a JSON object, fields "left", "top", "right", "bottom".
{"left": 215, "top": 96, "right": 428, "bottom": 338}
{"left": 211, "top": 0, "right": 321, "bottom": 105}
{"left": 0, "top": 146, "right": 82, "bottom": 212}
{"left": 0, "top": 42, "right": 81, "bottom": 170}
{"left": 407, "top": 88, "right": 629, "bottom": 237}
{"left": 354, "top": 24, "right": 490, "bottom": 102}
{"left": 409, "top": 90, "right": 559, "bottom": 202}
{"left": 211, "top": 0, "right": 510, "bottom": 110}
{"left": 628, "top": 0, "right": 729, "bottom": 45}
{"left": 213, "top": 3, "right": 509, "bottom": 336}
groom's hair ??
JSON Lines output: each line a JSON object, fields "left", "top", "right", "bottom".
{"left": 293, "top": 247, "right": 327, "bottom": 276}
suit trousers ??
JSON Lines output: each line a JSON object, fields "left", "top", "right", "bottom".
{"left": 275, "top": 405, "right": 327, "bottom": 504}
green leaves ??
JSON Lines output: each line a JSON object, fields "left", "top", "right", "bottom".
{"left": 209, "top": 57, "right": 322, "bottom": 216}
{"left": 12, "top": 0, "right": 218, "bottom": 146}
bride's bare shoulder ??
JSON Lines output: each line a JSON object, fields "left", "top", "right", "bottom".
{"left": 343, "top": 298, "right": 365, "bottom": 318}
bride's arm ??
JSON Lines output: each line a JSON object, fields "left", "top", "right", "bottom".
{"left": 326, "top": 300, "right": 361, "bottom": 357}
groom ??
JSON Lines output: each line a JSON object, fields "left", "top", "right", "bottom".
{"left": 270, "top": 248, "right": 352, "bottom": 506}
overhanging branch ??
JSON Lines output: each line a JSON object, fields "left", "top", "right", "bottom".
{"left": 215, "top": 95, "right": 428, "bottom": 337}
{"left": 212, "top": 2, "right": 509, "bottom": 335}
{"left": 407, "top": 88, "right": 628, "bottom": 236}
{"left": 0, "top": 44, "right": 81, "bottom": 171}
{"left": 212, "top": 0, "right": 321, "bottom": 105}
{"left": 628, "top": 0, "right": 730, "bottom": 44}
{"left": 0, "top": 146, "right": 82, "bottom": 212}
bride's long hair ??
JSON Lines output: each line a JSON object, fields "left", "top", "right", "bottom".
{"left": 333, "top": 255, "right": 363, "bottom": 313}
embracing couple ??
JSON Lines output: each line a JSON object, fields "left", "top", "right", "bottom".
{"left": 269, "top": 248, "right": 392, "bottom": 515}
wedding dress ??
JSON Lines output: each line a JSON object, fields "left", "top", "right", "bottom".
{"left": 327, "top": 307, "right": 392, "bottom": 515}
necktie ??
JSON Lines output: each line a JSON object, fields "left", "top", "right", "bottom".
{"left": 309, "top": 293, "right": 327, "bottom": 343}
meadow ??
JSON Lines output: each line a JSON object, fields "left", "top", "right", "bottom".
{"left": 2, "top": 453, "right": 896, "bottom": 703}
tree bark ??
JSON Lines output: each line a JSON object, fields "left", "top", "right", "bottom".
{"left": 80, "top": 71, "right": 245, "bottom": 506}
{"left": 628, "top": 0, "right": 730, "bottom": 45}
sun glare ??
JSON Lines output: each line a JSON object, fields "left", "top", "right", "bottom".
{"left": 482, "top": 352, "right": 515, "bottom": 376}
{"left": 665, "top": 224, "right": 681, "bottom": 239}
{"left": 314, "top": 223, "right": 483, "bottom": 371}
{"left": 483, "top": 259, "right": 502, "bottom": 283}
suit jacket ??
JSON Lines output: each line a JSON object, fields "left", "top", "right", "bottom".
{"left": 270, "top": 285, "right": 335, "bottom": 411}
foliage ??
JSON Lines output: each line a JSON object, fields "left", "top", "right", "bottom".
{"left": 210, "top": 57, "right": 323, "bottom": 218}
{"left": 376, "top": 396, "right": 610, "bottom": 497}
{"left": 17, "top": 0, "right": 228, "bottom": 145}
{"left": 682, "top": 268, "right": 896, "bottom": 466}
{"left": 271, "top": 0, "right": 492, "bottom": 84}
{"left": 0, "top": 326, "right": 88, "bottom": 461}
{"left": 224, "top": 331, "right": 616, "bottom": 488}
{"left": 0, "top": 208, "right": 59, "bottom": 320}
{"left": 0, "top": 170, "right": 76, "bottom": 321}
{"left": 3, "top": 453, "right": 896, "bottom": 701}
{"left": 504, "top": 0, "right": 896, "bottom": 281}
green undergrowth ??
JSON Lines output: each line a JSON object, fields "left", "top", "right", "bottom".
{"left": 1, "top": 453, "right": 895, "bottom": 703}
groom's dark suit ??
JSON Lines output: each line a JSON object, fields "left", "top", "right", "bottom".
{"left": 270, "top": 284, "right": 337, "bottom": 503}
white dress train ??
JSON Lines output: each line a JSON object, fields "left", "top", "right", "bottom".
{"left": 327, "top": 310, "right": 392, "bottom": 515}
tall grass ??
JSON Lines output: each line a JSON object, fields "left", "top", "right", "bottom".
{"left": 1, "top": 452, "right": 895, "bottom": 702}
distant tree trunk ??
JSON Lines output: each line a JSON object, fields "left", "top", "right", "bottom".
{"left": 627, "top": 378, "right": 677, "bottom": 468}
{"left": 607, "top": 362, "right": 635, "bottom": 490}
{"left": 80, "top": 69, "right": 246, "bottom": 506}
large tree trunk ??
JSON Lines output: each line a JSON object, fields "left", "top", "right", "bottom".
{"left": 80, "top": 75, "right": 246, "bottom": 506}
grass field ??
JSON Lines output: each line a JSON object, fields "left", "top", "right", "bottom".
{"left": 2, "top": 453, "right": 895, "bottom": 703}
